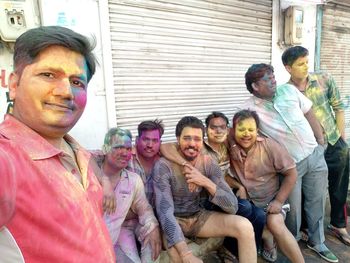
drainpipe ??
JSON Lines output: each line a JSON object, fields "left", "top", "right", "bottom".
{"left": 314, "top": 5, "right": 323, "bottom": 71}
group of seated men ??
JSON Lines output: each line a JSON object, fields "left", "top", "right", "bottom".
{"left": 1, "top": 26, "right": 349, "bottom": 263}
{"left": 97, "top": 51, "right": 350, "bottom": 263}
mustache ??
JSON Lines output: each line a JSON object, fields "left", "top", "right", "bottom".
{"left": 46, "top": 100, "right": 75, "bottom": 110}
{"left": 144, "top": 147, "right": 154, "bottom": 151}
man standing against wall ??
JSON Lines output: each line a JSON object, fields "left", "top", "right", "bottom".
{"left": 240, "top": 63, "right": 338, "bottom": 262}
{"left": 0, "top": 26, "right": 114, "bottom": 262}
{"left": 282, "top": 46, "right": 350, "bottom": 246}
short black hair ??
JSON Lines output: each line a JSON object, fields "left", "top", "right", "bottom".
{"left": 175, "top": 116, "right": 205, "bottom": 138}
{"left": 245, "top": 63, "right": 274, "bottom": 94}
{"left": 281, "top": 46, "right": 309, "bottom": 67}
{"left": 103, "top": 127, "right": 132, "bottom": 153}
{"left": 205, "top": 111, "right": 229, "bottom": 127}
{"left": 14, "top": 26, "right": 97, "bottom": 82}
{"left": 232, "top": 110, "right": 260, "bottom": 130}
{"left": 137, "top": 119, "right": 164, "bottom": 137}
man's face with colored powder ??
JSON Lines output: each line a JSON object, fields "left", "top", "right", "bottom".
{"left": 207, "top": 117, "right": 228, "bottom": 145}
{"left": 286, "top": 55, "right": 309, "bottom": 80}
{"left": 136, "top": 129, "right": 161, "bottom": 159}
{"left": 9, "top": 45, "right": 88, "bottom": 139}
{"left": 177, "top": 127, "right": 203, "bottom": 161}
{"left": 253, "top": 71, "right": 277, "bottom": 100}
{"left": 105, "top": 134, "right": 132, "bottom": 171}
{"left": 234, "top": 117, "right": 257, "bottom": 152}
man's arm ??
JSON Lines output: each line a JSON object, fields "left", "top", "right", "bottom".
{"left": 152, "top": 160, "right": 186, "bottom": 249}
{"left": 225, "top": 175, "right": 248, "bottom": 199}
{"left": 304, "top": 109, "right": 325, "bottom": 145}
{"left": 160, "top": 143, "right": 198, "bottom": 192}
{"left": 189, "top": 157, "right": 238, "bottom": 214}
{"left": 267, "top": 167, "right": 297, "bottom": 214}
{"left": 183, "top": 164, "right": 217, "bottom": 196}
{"left": 335, "top": 111, "right": 346, "bottom": 140}
{"left": 153, "top": 161, "right": 203, "bottom": 263}
{"left": 131, "top": 175, "right": 161, "bottom": 261}
{"left": 0, "top": 147, "right": 16, "bottom": 226}
{"left": 325, "top": 73, "right": 346, "bottom": 140}
{"left": 160, "top": 143, "right": 186, "bottom": 165}
{"left": 89, "top": 154, "right": 116, "bottom": 214}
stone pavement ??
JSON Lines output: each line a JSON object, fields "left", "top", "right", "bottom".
{"left": 202, "top": 220, "right": 350, "bottom": 262}
{"left": 202, "top": 196, "right": 350, "bottom": 263}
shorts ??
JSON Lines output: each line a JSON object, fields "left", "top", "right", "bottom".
{"left": 175, "top": 209, "right": 214, "bottom": 238}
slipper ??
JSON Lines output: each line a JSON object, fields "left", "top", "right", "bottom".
{"left": 327, "top": 225, "right": 350, "bottom": 246}
{"left": 262, "top": 243, "right": 277, "bottom": 262}
{"left": 300, "top": 229, "right": 309, "bottom": 243}
{"left": 217, "top": 246, "right": 237, "bottom": 263}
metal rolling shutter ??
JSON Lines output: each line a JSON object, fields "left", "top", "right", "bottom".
{"left": 320, "top": 2, "right": 350, "bottom": 142}
{"left": 108, "top": 0, "right": 272, "bottom": 141}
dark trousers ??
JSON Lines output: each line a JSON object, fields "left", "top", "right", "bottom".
{"left": 203, "top": 197, "right": 265, "bottom": 256}
{"left": 222, "top": 198, "right": 266, "bottom": 256}
{"left": 325, "top": 137, "right": 350, "bottom": 228}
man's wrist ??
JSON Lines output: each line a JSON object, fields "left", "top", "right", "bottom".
{"left": 180, "top": 250, "right": 192, "bottom": 258}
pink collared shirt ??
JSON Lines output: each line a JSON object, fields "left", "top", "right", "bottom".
{"left": 0, "top": 114, "right": 115, "bottom": 263}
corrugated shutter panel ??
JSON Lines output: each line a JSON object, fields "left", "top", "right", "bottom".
{"left": 108, "top": 0, "right": 272, "bottom": 141}
{"left": 320, "top": 3, "right": 350, "bottom": 142}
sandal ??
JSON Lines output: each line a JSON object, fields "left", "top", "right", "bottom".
{"left": 300, "top": 229, "right": 309, "bottom": 243}
{"left": 327, "top": 224, "right": 350, "bottom": 246}
{"left": 262, "top": 243, "right": 277, "bottom": 262}
{"left": 217, "top": 246, "right": 237, "bottom": 263}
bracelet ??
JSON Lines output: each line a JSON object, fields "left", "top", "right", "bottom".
{"left": 231, "top": 144, "right": 237, "bottom": 148}
{"left": 180, "top": 250, "right": 192, "bottom": 258}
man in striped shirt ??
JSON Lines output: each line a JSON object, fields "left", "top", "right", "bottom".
{"left": 153, "top": 116, "right": 256, "bottom": 263}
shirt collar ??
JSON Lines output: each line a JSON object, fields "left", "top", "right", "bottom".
{"left": 252, "top": 95, "right": 269, "bottom": 105}
{"left": 288, "top": 74, "right": 317, "bottom": 86}
{"left": 0, "top": 114, "right": 80, "bottom": 160}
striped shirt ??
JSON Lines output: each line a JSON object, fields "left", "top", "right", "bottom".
{"left": 152, "top": 154, "right": 237, "bottom": 247}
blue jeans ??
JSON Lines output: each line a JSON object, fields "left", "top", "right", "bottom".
{"left": 223, "top": 198, "right": 266, "bottom": 256}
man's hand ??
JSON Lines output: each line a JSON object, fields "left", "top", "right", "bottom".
{"left": 183, "top": 165, "right": 207, "bottom": 187}
{"left": 230, "top": 144, "right": 247, "bottom": 163}
{"left": 266, "top": 199, "right": 283, "bottom": 214}
{"left": 182, "top": 163, "right": 199, "bottom": 192}
{"left": 144, "top": 227, "right": 162, "bottom": 261}
{"left": 236, "top": 186, "right": 248, "bottom": 199}
{"left": 182, "top": 252, "right": 203, "bottom": 263}
{"left": 102, "top": 176, "right": 116, "bottom": 214}
{"left": 183, "top": 165, "right": 217, "bottom": 196}
{"left": 316, "top": 135, "right": 325, "bottom": 146}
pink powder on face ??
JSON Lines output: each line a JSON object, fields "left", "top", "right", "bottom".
{"left": 73, "top": 89, "right": 87, "bottom": 108}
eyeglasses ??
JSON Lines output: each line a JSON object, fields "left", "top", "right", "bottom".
{"left": 209, "top": 125, "right": 227, "bottom": 131}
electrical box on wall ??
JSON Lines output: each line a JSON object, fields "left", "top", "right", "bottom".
{"left": 0, "top": 0, "right": 40, "bottom": 42}
{"left": 284, "top": 6, "right": 304, "bottom": 45}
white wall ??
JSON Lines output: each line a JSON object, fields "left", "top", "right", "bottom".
{"left": 39, "top": 0, "right": 109, "bottom": 150}
{"left": 0, "top": 47, "right": 12, "bottom": 118}
{"left": 271, "top": 1, "right": 318, "bottom": 85}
